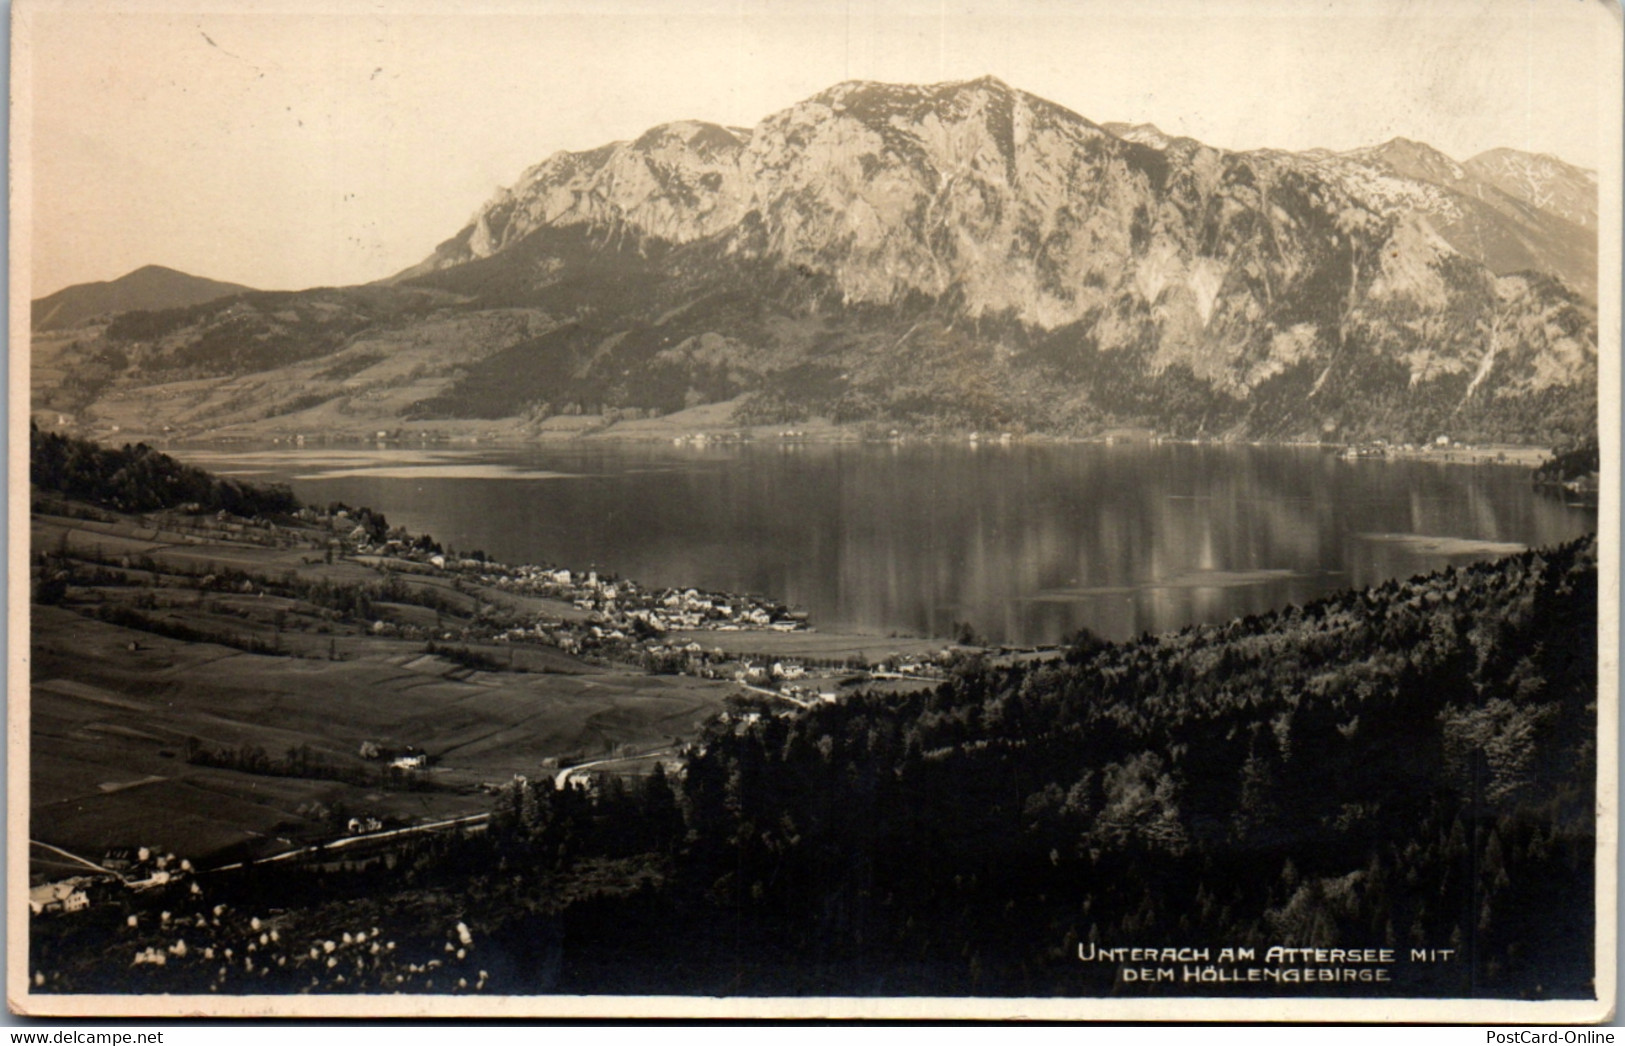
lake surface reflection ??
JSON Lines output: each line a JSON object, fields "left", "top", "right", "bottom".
{"left": 188, "top": 442, "right": 1596, "bottom": 646}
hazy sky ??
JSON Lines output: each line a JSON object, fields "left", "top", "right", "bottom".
{"left": 17, "top": 0, "right": 1618, "bottom": 297}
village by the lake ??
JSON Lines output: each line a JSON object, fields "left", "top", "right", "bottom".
{"left": 14, "top": 0, "right": 1615, "bottom": 1016}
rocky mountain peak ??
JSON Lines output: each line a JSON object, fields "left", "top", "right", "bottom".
{"left": 1103, "top": 122, "right": 1174, "bottom": 150}
{"left": 409, "top": 76, "right": 1120, "bottom": 301}
{"left": 630, "top": 120, "right": 747, "bottom": 159}
{"left": 809, "top": 74, "right": 1017, "bottom": 114}
{"left": 776, "top": 73, "right": 1098, "bottom": 153}
{"left": 1464, "top": 147, "right": 1597, "bottom": 230}
{"left": 1352, "top": 137, "right": 1469, "bottom": 185}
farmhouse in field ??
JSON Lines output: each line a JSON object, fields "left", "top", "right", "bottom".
{"left": 28, "top": 881, "right": 92, "bottom": 915}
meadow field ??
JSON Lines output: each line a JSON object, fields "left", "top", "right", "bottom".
{"left": 29, "top": 505, "right": 735, "bottom": 876}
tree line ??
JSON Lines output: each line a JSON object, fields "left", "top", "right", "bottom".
{"left": 31, "top": 423, "right": 298, "bottom": 516}
{"left": 651, "top": 536, "right": 1596, "bottom": 996}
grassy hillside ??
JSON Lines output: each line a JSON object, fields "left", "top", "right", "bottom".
{"left": 26, "top": 429, "right": 733, "bottom": 878}
{"left": 32, "top": 265, "right": 254, "bottom": 332}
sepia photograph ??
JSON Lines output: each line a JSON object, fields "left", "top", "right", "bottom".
{"left": 8, "top": 0, "right": 1620, "bottom": 1021}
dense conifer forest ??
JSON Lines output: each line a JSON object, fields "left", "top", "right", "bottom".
{"left": 652, "top": 536, "right": 1598, "bottom": 996}
{"left": 1533, "top": 436, "right": 1601, "bottom": 489}
{"left": 30, "top": 423, "right": 299, "bottom": 517}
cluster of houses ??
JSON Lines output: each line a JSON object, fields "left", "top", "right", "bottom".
{"left": 30, "top": 845, "right": 193, "bottom": 916}
{"left": 433, "top": 567, "right": 830, "bottom": 670}
{"left": 197, "top": 500, "right": 967, "bottom": 703}
{"left": 781, "top": 683, "right": 840, "bottom": 704}
{"left": 874, "top": 656, "right": 947, "bottom": 679}
{"left": 731, "top": 660, "right": 816, "bottom": 685}
{"left": 670, "top": 431, "right": 753, "bottom": 446}
{"left": 203, "top": 501, "right": 813, "bottom": 657}
{"left": 102, "top": 846, "right": 190, "bottom": 889}
{"left": 1340, "top": 436, "right": 1487, "bottom": 460}
{"left": 29, "top": 879, "right": 95, "bottom": 915}
{"left": 358, "top": 740, "right": 428, "bottom": 771}
{"left": 477, "top": 586, "right": 955, "bottom": 699}
{"left": 474, "top": 565, "right": 807, "bottom": 636}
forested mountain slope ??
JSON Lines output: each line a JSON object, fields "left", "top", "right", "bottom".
{"left": 652, "top": 535, "right": 1597, "bottom": 995}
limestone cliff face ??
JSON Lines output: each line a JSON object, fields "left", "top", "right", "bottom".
{"left": 724, "top": 78, "right": 1154, "bottom": 328}
{"left": 1289, "top": 138, "right": 1598, "bottom": 301}
{"left": 409, "top": 121, "right": 752, "bottom": 274}
{"left": 49, "top": 77, "right": 1596, "bottom": 443}
{"left": 406, "top": 75, "right": 1593, "bottom": 350}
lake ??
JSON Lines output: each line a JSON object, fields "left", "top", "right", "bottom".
{"left": 179, "top": 441, "right": 1596, "bottom": 646}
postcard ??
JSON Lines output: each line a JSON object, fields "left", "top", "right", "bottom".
{"left": 9, "top": 0, "right": 1619, "bottom": 1021}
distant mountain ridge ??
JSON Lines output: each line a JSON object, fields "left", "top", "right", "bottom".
{"left": 1465, "top": 147, "right": 1598, "bottom": 231}
{"left": 408, "top": 78, "right": 1597, "bottom": 309}
{"left": 32, "top": 265, "right": 255, "bottom": 331}
{"left": 1311, "top": 137, "right": 1596, "bottom": 299}
{"left": 32, "top": 77, "right": 1598, "bottom": 446}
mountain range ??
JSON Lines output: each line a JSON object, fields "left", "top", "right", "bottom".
{"left": 31, "top": 77, "right": 1598, "bottom": 445}
{"left": 31, "top": 265, "right": 255, "bottom": 332}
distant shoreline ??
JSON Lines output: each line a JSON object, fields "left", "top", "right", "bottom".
{"left": 64, "top": 412, "right": 1558, "bottom": 472}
